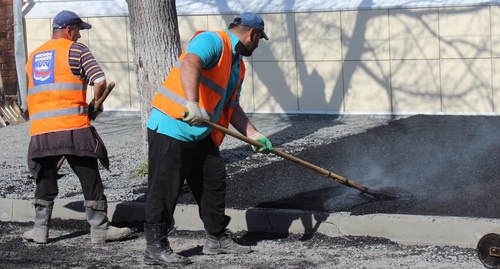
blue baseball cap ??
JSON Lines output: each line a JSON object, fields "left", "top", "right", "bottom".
{"left": 231, "top": 12, "right": 269, "bottom": 40}
{"left": 53, "top": 10, "right": 92, "bottom": 30}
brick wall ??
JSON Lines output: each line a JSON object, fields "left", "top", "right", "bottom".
{"left": 0, "top": 0, "right": 18, "bottom": 101}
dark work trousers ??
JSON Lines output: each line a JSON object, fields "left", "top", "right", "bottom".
{"left": 146, "top": 128, "right": 230, "bottom": 235}
{"left": 34, "top": 155, "right": 106, "bottom": 202}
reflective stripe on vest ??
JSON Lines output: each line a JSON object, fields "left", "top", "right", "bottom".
{"left": 28, "top": 82, "right": 83, "bottom": 95}
{"left": 157, "top": 85, "right": 212, "bottom": 119}
{"left": 30, "top": 106, "right": 88, "bottom": 121}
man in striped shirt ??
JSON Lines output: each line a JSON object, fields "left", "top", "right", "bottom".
{"left": 23, "top": 10, "right": 131, "bottom": 244}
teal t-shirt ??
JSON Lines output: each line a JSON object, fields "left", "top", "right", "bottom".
{"left": 147, "top": 29, "right": 243, "bottom": 142}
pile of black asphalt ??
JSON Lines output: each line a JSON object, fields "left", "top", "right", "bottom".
{"left": 178, "top": 114, "right": 500, "bottom": 219}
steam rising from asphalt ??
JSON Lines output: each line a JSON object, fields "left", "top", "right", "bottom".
{"left": 327, "top": 116, "right": 500, "bottom": 210}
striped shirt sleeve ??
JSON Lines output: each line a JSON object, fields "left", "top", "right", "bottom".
{"left": 69, "top": 42, "right": 105, "bottom": 86}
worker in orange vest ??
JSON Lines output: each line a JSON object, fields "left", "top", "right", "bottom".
{"left": 24, "top": 10, "right": 131, "bottom": 244}
{"left": 144, "top": 12, "right": 272, "bottom": 266}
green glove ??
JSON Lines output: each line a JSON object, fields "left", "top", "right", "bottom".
{"left": 88, "top": 99, "right": 103, "bottom": 121}
{"left": 250, "top": 132, "right": 272, "bottom": 154}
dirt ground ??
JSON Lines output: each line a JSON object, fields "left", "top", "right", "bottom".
{"left": 0, "top": 219, "right": 483, "bottom": 269}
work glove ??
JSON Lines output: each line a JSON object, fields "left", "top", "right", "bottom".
{"left": 183, "top": 101, "right": 203, "bottom": 126}
{"left": 250, "top": 132, "right": 272, "bottom": 154}
{"left": 88, "top": 99, "right": 103, "bottom": 121}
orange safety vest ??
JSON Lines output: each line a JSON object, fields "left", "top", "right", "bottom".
{"left": 26, "top": 38, "right": 90, "bottom": 136}
{"left": 151, "top": 30, "right": 246, "bottom": 146}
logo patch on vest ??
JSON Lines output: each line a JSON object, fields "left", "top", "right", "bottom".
{"left": 32, "top": 50, "right": 55, "bottom": 85}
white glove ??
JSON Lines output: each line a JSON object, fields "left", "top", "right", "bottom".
{"left": 183, "top": 101, "right": 203, "bottom": 126}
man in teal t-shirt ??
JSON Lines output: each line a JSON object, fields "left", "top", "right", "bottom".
{"left": 143, "top": 13, "right": 273, "bottom": 266}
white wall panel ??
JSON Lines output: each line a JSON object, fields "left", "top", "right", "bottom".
{"left": 295, "top": 12, "right": 342, "bottom": 61}
{"left": 297, "top": 61, "right": 344, "bottom": 112}
{"left": 342, "top": 61, "right": 391, "bottom": 113}
{"left": 391, "top": 59, "right": 441, "bottom": 113}
{"left": 439, "top": 6, "right": 491, "bottom": 59}
{"left": 252, "top": 61, "right": 298, "bottom": 112}
{"left": 441, "top": 59, "right": 493, "bottom": 113}
{"left": 342, "top": 10, "right": 390, "bottom": 61}
{"left": 389, "top": 8, "right": 440, "bottom": 60}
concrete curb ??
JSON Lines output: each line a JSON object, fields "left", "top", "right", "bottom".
{"left": 1, "top": 198, "right": 498, "bottom": 248}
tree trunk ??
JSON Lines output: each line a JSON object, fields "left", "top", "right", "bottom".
{"left": 126, "top": 0, "right": 181, "bottom": 163}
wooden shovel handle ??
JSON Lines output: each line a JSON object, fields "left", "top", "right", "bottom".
{"left": 94, "top": 82, "right": 115, "bottom": 109}
{"left": 201, "top": 118, "right": 371, "bottom": 193}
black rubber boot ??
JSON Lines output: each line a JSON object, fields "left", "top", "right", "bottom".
{"left": 22, "top": 199, "right": 54, "bottom": 244}
{"left": 84, "top": 200, "right": 132, "bottom": 243}
{"left": 143, "top": 223, "right": 191, "bottom": 265}
{"left": 203, "top": 229, "right": 252, "bottom": 255}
